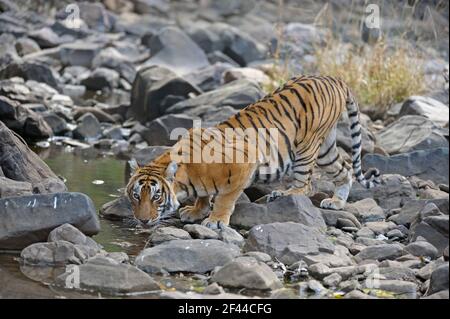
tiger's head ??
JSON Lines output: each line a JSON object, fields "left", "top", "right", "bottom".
{"left": 125, "top": 158, "right": 180, "bottom": 226}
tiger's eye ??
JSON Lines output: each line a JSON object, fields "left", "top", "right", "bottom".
{"left": 133, "top": 193, "right": 140, "bottom": 200}
{"left": 152, "top": 194, "right": 161, "bottom": 201}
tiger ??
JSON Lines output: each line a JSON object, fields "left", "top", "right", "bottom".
{"left": 126, "top": 75, "right": 380, "bottom": 230}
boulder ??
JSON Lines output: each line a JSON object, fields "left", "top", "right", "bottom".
{"left": 99, "top": 196, "right": 133, "bottom": 220}
{"left": 375, "top": 116, "right": 448, "bottom": 155}
{"left": 141, "top": 114, "right": 195, "bottom": 146}
{"left": 345, "top": 198, "right": 386, "bottom": 222}
{"left": 20, "top": 241, "right": 92, "bottom": 266}
{"left": 183, "top": 224, "right": 219, "bottom": 240}
{"left": 349, "top": 174, "right": 416, "bottom": 210}
{"left": 363, "top": 148, "right": 449, "bottom": 185}
{"left": 388, "top": 198, "right": 448, "bottom": 226}
{"left": 0, "top": 121, "right": 66, "bottom": 194}
{"left": 142, "top": 26, "right": 210, "bottom": 76}
{"left": 55, "top": 256, "right": 160, "bottom": 295}
{"left": 405, "top": 241, "right": 439, "bottom": 259}
{"left": 135, "top": 239, "right": 240, "bottom": 274}
{"left": 0, "top": 177, "right": 32, "bottom": 198}
{"left": 426, "top": 263, "right": 449, "bottom": 296}
{"left": 409, "top": 214, "right": 449, "bottom": 255}
{"left": 81, "top": 67, "right": 120, "bottom": 90}
{"left": 231, "top": 195, "right": 326, "bottom": 229}
{"left": 59, "top": 42, "right": 103, "bottom": 68}
{"left": 0, "top": 192, "right": 100, "bottom": 250}
{"left": 166, "top": 79, "right": 264, "bottom": 116}
{"left": 356, "top": 244, "right": 405, "bottom": 261}
{"left": 244, "top": 222, "right": 335, "bottom": 265}
{"left": 129, "top": 65, "right": 201, "bottom": 122}
{"left": 211, "top": 256, "right": 282, "bottom": 290}
{"left": 148, "top": 226, "right": 192, "bottom": 245}
{"left": 0, "top": 62, "right": 59, "bottom": 90}
{"left": 73, "top": 113, "right": 102, "bottom": 140}
{"left": 399, "top": 96, "right": 449, "bottom": 127}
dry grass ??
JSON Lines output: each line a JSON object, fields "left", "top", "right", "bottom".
{"left": 313, "top": 37, "right": 426, "bottom": 118}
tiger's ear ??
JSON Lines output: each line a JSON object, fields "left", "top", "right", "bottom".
{"left": 165, "top": 161, "right": 178, "bottom": 181}
{"left": 129, "top": 158, "right": 140, "bottom": 175}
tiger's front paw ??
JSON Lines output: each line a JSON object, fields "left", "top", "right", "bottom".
{"left": 201, "top": 217, "right": 227, "bottom": 230}
{"left": 179, "top": 206, "right": 207, "bottom": 223}
{"left": 320, "top": 198, "right": 346, "bottom": 210}
{"left": 266, "top": 190, "right": 284, "bottom": 203}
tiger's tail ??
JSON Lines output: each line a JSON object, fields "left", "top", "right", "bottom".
{"left": 346, "top": 93, "right": 381, "bottom": 189}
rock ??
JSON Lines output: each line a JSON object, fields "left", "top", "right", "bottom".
{"left": 142, "top": 26, "right": 210, "bottom": 76}
{"left": 73, "top": 113, "right": 102, "bottom": 140}
{"left": 0, "top": 121, "right": 66, "bottom": 193}
{"left": 28, "top": 27, "right": 63, "bottom": 48}
{"left": 55, "top": 256, "right": 160, "bottom": 295}
{"left": 0, "top": 192, "right": 100, "bottom": 250}
{"left": 20, "top": 241, "right": 90, "bottom": 266}
{"left": 423, "top": 290, "right": 450, "bottom": 299}
{"left": 205, "top": 0, "right": 255, "bottom": 17}
{"left": 216, "top": 225, "right": 245, "bottom": 247}
{"left": 336, "top": 115, "right": 375, "bottom": 155}
{"left": 399, "top": 96, "right": 449, "bottom": 127}
{"left": 99, "top": 196, "right": 133, "bottom": 220}
{"left": 323, "top": 273, "right": 342, "bottom": 287}
{"left": 129, "top": 65, "right": 201, "bottom": 122}
{"left": 301, "top": 245, "right": 354, "bottom": 267}
{"left": 308, "top": 263, "right": 378, "bottom": 281}
{"left": 58, "top": 2, "right": 113, "bottom": 32}
{"left": 417, "top": 259, "right": 446, "bottom": 281}
{"left": 183, "top": 224, "right": 219, "bottom": 240}
{"left": 231, "top": 195, "right": 326, "bottom": 229}
{"left": 345, "top": 198, "right": 386, "bottom": 222}
{"left": 243, "top": 251, "right": 272, "bottom": 263}
{"left": 141, "top": 114, "right": 195, "bottom": 146}
{"left": 222, "top": 29, "right": 265, "bottom": 66}
{"left": 134, "top": 0, "right": 170, "bottom": 14}
{"left": 185, "top": 62, "right": 233, "bottom": 92}
{"left": 409, "top": 214, "right": 449, "bottom": 255}
{"left": 203, "top": 283, "right": 225, "bottom": 295}
{"left": 15, "top": 37, "right": 40, "bottom": 56}
{"left": 0, "top": 62, "right": 59, "bottom": 89}
{"left": 344, "top": 290, "right": 377, "bottom": 299}
{"left": 349, "top": 174, "right": 416, "bottom": 210}
{"left": 166, "top": 79, "right": 263, "bottom": 116}
{"left": 42, "top": 112, "right": 68, "bottom": 135}
{"left": 59, "top": 42, "right": 103, "bottom": 68}
{"left": 135, "top": 239, "right": 240, "bottom": 274}
{"left": 0, "top": 177, "right": 32, "bottom": 198}
{"left": 375, "top": 116, "right": 448, "bottom": 155}
{"left": 270, "top": 288, "right": 298, "bottom": 299}
{"left": 148, "top": 227, "right": 192, "bottom": 245}
{"left": 363, "top": 148, "right": 449, "bottom": 185}
{"left": 356, "top": 227, "right": 376, "bottom": 238}
{"left": 356, "top": 244, "right": 405, "bottom": 261}
{"left": 244, "top": 222, "right": 335, "bottom": 265}
{"left": 92, "top": 46, "right": 136, "bottom": 83}
{"left": 48, "top": 223, "right": 101, "bottom": 251}
{"left": 320, "top": 209, "right": 362, "bottom": 229}
{"left": 103, "top": 126, "right": 123, "bottom": 140}
{"left": 405, "top": 241, "right": 439, "bottom": 259}
{"left": 426, "top": 263, "right": 449, "bottom": 296}
{"left": 223, "top": 67, "right": 270, "bottom": 86}
{"left": 389, "top": 198, "right": 449, "bottom": 226}
{"left": 386, "top": 229, "right": 406, "bottom": 239}
{"left": 369, "top": 280, "right": 417, "bottom": 298}
{"left": 445, "top": 246, "right": 449, "bottom": 261}
{"left": 378, "top": 267, "right": 417, "bottom": 282}
{"left": 211, "top": 256, "right": 282, "bottom": 290}
{"left": 81, "top": 67, "right": 120, "bottom": 90}
{"left": 364, "top": 221, "right": 397, "bottom": 235}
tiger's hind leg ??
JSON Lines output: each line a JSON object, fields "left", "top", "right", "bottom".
{"left": 179, "top": 196, "right": 211, "bottom": 223}
{"left": 317, "top": 127, "right": 352, "bottom": 210}
{"left": 201, "top": 189, "right": 243, "bottom": 230}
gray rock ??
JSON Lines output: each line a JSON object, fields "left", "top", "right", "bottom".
{"left": 134, "top": 0, "right": 170, "bottom": 14}
{"left": 417, "top": 259, "right": 446, "bottom": 281}
{"left": 48, "top": 223, "right": 101, "bottom": 251}
{"left": 308, "top": 263, "right": 378, "bottom": 281}
{"left": 60, "top": 42, "right": 103, "bottom": 68}
{"left": 211, "top": 256, "right": 282, "bottom": 290}
{"left": 81, "top": 67, "right": 119, "bottom": 90}
{"left": 183, "top": 224, "right": 219, "bottom": 240}
{"left": 141, "top": 114, "right": 195, "bottom": 146}
{"left": 56, "top": 256, "right": 160, "bottom": 295}
{"left": 142, "top": 26, "right": 210, "bottom": 76}
{"left": 232, "top": 195, "right": 326, "bottom": 229}
{"left": 216, "top": 225, "right": 245, "bottom": 247}
{"left": 185, "top": 62, "right": 233, "bottom": 92}
{"left": 0, "top": 177, "right": 32, "bottom": 198}
{"left": 99, "top": 196, "right": 133, "bottom": 220}
{"left": 15, "top": 37, "right": 40, "bottom": 56}
{"left": 345, "top": 198, "right": 386, "bottom": 222}
{"left": 58, "top": 2, "right": 113, "bottom": 32}
{"left": 323, "top": 273, "right": 342, "bottom": 287}
{"left": 129, "top": 65, "right": 201, "bottom": 122}
{"left": 135, "top": 239, "right": 240, "bottom": 274}
{"left": 0, "top": 192, "right": 100, "bottom": 250}
{"left": 243, "top": 251, "right": 272, "bottom": 263}
{"left": 356, "top": 227, "right": 376, "bottom": 238}
{"left": 423, "top": 290, "right": 449, "bottom": 299}
{"left": 0, "top": 121, "right": 65, "bottom": 193}
{"left": 20, "top": 240, "right": 95, "bottom": 266}
{"left": 375, "top": 116, "right": 448, "bottom": 155}
{"left": 336, "top": 115, "right": 375, "bottom": 155}
{"left": 244, "top": 222, "right": 335, "bottom": 265}
{"left": 378, "top": 267, "right": 417, "bottom": 282}
{"left": 0, "top": 61, "right": 59, "bottom": 89}
{"left": 203, "top": 283, "right": 225, "bottom": 295}
{"left": 363, "top": 148, "right": 449, "bottom": 185}
{"left": 364, "top": 221, "right": 397, "bottom": 235}
{"left": 42, "top": 112, "right": 68, "bottom": 135}
{"left": 370, "top": 280, "right": 417, "bottom": 298}
{"left": 388, "top": 198, "right": 449, "bottom": 226}
{"left": 320, "top": 209, "right": 362, "bottom": 229}
{"left": 405, "top": 241, "right": 439, "bottom": 259}
{"left": 426, "top": 262, "right": 449, "bottom": 296}
{"left": 409, "top": 211, "right": 449, "bottom": 255}
{"left": 344, "top": 290, "right": 377, "bottom": 299}
{"left": 399, "top": 96, "right": 449, "bottom": 127}
{"left": 356, "top": 244, "right": 405, "bottom": 261}
{"left": 73, "top": 112, "right": 102, "bottom": 140}
{"left": 349, "top": 174, "right": 416, "bottom": 210}
{"left": 166, "top": 79, "right": 263, "bottom": 115}
{"left": 149, "top": 227, "right": 192, "bottom": 245}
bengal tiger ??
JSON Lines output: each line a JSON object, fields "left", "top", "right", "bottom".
{"left": 126, "top": 75, "right": 380, "bottom": 229}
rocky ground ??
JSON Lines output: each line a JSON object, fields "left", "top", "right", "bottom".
{"left": 0, "top": 0, "right": 449, "bottom": 299}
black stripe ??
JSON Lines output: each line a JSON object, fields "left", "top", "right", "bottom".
{"left": 351, "top": 131, "right": 361, "bottom": 138}
{"left": 318, "top": 142, "right": 335, "bottom": 159}
{"left": 350, "top": 121, "right": 359, "bottom": 130}
{"left": 317, "top": 153, "right": 339, "bottom": 167}
{"left": 348, "top": 111, "right": 358, "bottom": 118}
